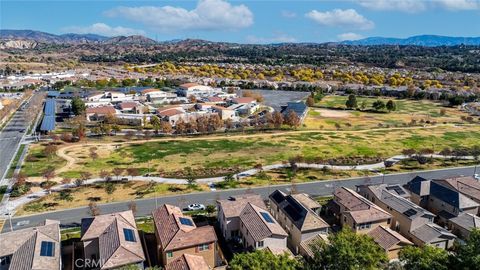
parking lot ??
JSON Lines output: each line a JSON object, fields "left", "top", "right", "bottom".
{"left": 237, "top": 89, "right": 310, "bottom": 111}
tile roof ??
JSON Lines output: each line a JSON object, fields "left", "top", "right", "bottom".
{"left": 232, "top": 97, "right": 256, "bottom": 104}
{"left": 430, "top": 181, "right": 479, "bottom": 209}
{"left": 449, "top": 213, "right": 480, "bottom": 231}
{"left": 0, "top": 220, "right": 61, "bottom": 270}
{"left": 180, "top": 83, "right": 201, "bottom": 89}
{"left": 373, "top": 187, "right": 434, "bottom": 220}
{"left": 269, "top": 190, "right": 329, "bottom": 231}
{"left": 435, "top": 177, "right": 480, "bottom": 202}
{"left": 335, "top": 187, "right": 391, "bottom": 223}
{"left": 239, "top": 203, "right": 287, "bottom": 242}
{"left": 165, "top": 254, "right": 210, "bottom": 270}
{"left": 118, "top": 102, "right": 138, "bottom": 110}
{"left": 152, "top": 204, "right": 217, "bottom": 252}
{"left": 80, "top": 210, "right": 145, "bottom": 269}
{"left": 141, "top": 88, "right": 161, "bottom": 94}
{"left": 410, "top": 223, "right": 456, "bottom": 244}
{"left": 86, "top": 105, "right": 116, "bottom": 115}
{"left": 157, "top": 107, "right": 184, "bottom": 117}
{"left": 217, "top": 194, "right": 266, "bottom": 219}
{"left": 367, "top": 226, "right": 413, "bottom": 251}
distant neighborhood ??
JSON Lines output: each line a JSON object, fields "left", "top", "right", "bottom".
{"left": 1, "top": 175, "right": 479, "bottom": 269}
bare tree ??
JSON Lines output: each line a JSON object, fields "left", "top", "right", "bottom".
{"left": 128, "top": 201, "right": 137, "bottom": 215}
{"left": 88, "top": 202, "right": 101, "bottom": 216}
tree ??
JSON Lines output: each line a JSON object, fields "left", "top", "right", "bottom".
{"left": 61, "top": 177, "right": 72, "bottom": 185}
{"left": 386, "top": 100, "right": 397, "bottom": 112}
{"left": 128, "top": 201, "right": 137, "bottom": 215}
{"left": 99, "top": 170, "right": 110, "bottom": 181}
{"left": 402, "top": 148, "right": 417, "bottom": 158}
{"left": 230, "top": 249, "right": 301, "bottom": 270}
{"left": 454, "top": 229, "right": 480, "bottom": 270}
{"left": 205, "top": 205, "right": 216, "bottom": 216}
{"left": 88, "top": 202, "right": 101, "bottom": 216}
{"left": 150, "top": 116, "right": 161, "bottom": 134}
{"left": 285, "top": 110, "right": 300, "bottom": 129}
{"left": 345, "top": 94, "right": 358, "bottom": 109}
{"left": 71, "top": 97, "right": 86, "bottom": 115}
{"left": 43, "top": 144, "right": 58, "bottom": 159}
{"left": 160, "top": 121, "right": 173, "bottom": 134}
{"left": 127, "top": 168, "right": 140, "bottom": 177}
{"left": 112, "top": 168, "right": 123, "bottom": 180}
{"left": 272, "top": 111, "right": 284, "bottom": 129}
{"left": 306, "top": 96, "right": 315, "bottom": 107}
{"left": 372, "top": 100, "right": 386, "bottom": 111}
{"left": 360, "top": 100, "right": 368, "bottom": 111}
{"left": 43, "top": 168, "right": 56, "bottom": 182}
{"left": 399, "top": 245, "right": 450, "bottom": 270}
{"left": 104, "top": 182, "right": 116, "bottom": 195}
{"left": 306, "top": 227, "right": 388, "bottom": 270}
{"left": 80, "top": 171, "right": 92, "bottom": 181}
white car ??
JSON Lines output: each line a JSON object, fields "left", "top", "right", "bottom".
{"left": 187, "top": 203, "right": 206, "bottom": 211}
{"left": 474, "top": 174, "right": 479, "bottom": 180}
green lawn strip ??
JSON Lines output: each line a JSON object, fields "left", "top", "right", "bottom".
{"left": 6, "top": 144, "right": 26, "bottom": 178}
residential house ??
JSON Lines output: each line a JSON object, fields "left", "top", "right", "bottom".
{"left": 434, "top": 176, "right": 480, "bottom": 212}
{"left": 152, "top": 204, "right": 218, "bottom": 268}
{"left": 143, "top": 89, "right": 183, "bottom": 104}
{"left": 229, "top": 97, "right": 259, "bottom": 115}
{"left": 407, "top": 177, "right": 479, "bottom": 224}
{"left": 239, "top": 202, "right": 289, "bottom": 254}
{"left": 0, "top": 220, "right": 61, "bottom": 270}
{"left": 327, "top": 187, "right": 392, "bottom": 234}
{"left": 117, "top": 101, "right": 140, "bottom": 113}
{"left": 85, "top": 106, "right": 117, "bottom": 122}
{"left": 367, "top": 226, "right": 413, "bottom": 260}
{"left": 448, "top": 213, "right": 480, "bottom": 240}
{"left": 80, "top": 210, "right": 146, "bottom": 269}
{"left": 358, "top": 184, "right": 456, "bottom": 249}
{"left": 268, "top": 190, "right": 330, "bottom": 255}
{"left": 217, "top": 194, "right": 267, "bottom": 241}
{"left": 165, "top": 254, "right": 210, "bottom": 270}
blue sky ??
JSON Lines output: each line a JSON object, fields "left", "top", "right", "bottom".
{"left": 1, "top": 0, "right": 480, "bottom": 43}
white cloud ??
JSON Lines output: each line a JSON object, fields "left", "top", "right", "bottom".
{"left": 337, "top": 32, "right": 364, "bottom": 41}
{"left": 436, "top": 0, "right": 480, "bottom": 10}
{"left": 63, "top": 23, "right": 145, "bottom": 36}
{"left": 246, "top": 33, "right": 297, "bottom": 44}
{"left": 305, "top": 9, "right": 374, "bottom": 30}
{"left": 281, "top": 10, "right": 297, "bottom": 18}
{"left": 357, "top": 0, "right": 427, "bottom": 13}
{"left": 105, "top": 0, "right": 253, "bottom": 32}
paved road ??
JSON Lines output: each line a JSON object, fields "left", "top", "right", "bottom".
{"left": 0, "top": 107, "right": 29, "bottom": 183}
{"left": 2, "top": 165, "right": 477, "bottom": 233}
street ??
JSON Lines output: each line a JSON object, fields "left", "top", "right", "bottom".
{"left": 2, "top": 165, "right": 477, "bottom": 233}
{"left": 0, "top": 108, "right": 29, "bottom": 183}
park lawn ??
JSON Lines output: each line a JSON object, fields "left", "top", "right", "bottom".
{"left": 20, "top": 125, "right": 480, "bottom": 179}
{"left": 16, "top": 181, "right": 210, "bottom": 216}
{"left": 21, "top": 143, "right": 67, "bottom": 177}
{"left": 304, "top": 96, "right": 471, "bottom": 130}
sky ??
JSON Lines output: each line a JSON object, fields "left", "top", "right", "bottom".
{"left": 1, "top": 0, "right": 480, "bottom": 43}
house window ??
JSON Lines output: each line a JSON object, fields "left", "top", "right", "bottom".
{"left": 198, "top": 244, "right": 210, "bottom": 251}
{"left": 257, "top": 241, "right": 264, "bottom": 248}
{"left": 40, "top": 241, "right": 55, "bottom": 257}
{"left": 167, "top": 252, "right": 173, "bottom": 258}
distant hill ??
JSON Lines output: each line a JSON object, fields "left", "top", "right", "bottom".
{"left": 341, "top": 35, "right": 480, "bottom": 46}
{"left": 102, "top": 35, "right": 156, "bottom": 45}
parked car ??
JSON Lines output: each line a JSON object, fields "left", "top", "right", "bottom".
{"left": 187, "top": 203, "right": 205, "bottom": 211}
{"left": 474, "top": 174, "right": 479, "bottom": 180}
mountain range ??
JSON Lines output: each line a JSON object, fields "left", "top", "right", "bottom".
{"left": 340, "top": 35, "right": 480, "bottom": 46}
{"left": 1, "top": 30, "right": 480, "bottom": 47}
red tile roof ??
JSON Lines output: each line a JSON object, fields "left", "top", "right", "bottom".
{"left": 180, "top": 83, "right": 201, "bottom": 89}
{"left": 152, "top": 204, "right": 217, "bottom": 252}
{"left": 118, "top": 102, "right": 138, "bottom": 110}
{"left": 165, "top": 254, "right": 209, "bottom": 270}
{"left": 368, "top": 226, "right": 412, "bottom": 251}
{"left": 232, "top": 97, "right": 255, "bottom": 104}
{"left": 86, "top": 106, "right": 116, "bottom": 115}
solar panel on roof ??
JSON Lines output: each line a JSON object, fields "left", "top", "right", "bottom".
{"left": 179, "top": 217, "right": 194, "bottom": 226}
{"left": 123, "top": 228, "right": 136, "bottom": 242}
{"left": 40, "top": 115, "right": 55, "bottom": 131}
{"left": 404, "top": 209, "right": 417, "bottom": 217}
{"left": 40, "top": 241, "right": 55, "bottom": 257}
{"left": 260, "top": 212, "right": 275, "bottom": 223}
{"left": 284, "top": 205, "right": 302, "bottom": 221}
{"left": 271, "top": 191, "right": 285, "bottom": 204}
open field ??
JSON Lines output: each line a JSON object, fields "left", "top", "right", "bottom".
{"left": 20, "top": 124, "right": 480, "bottom": 179}
{"left": 304, "top": 96, "right": 473, "bottom": 130}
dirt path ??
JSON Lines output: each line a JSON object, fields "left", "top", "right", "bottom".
{"left": 54, "top": 124, "right": 462, "bottom": 175}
